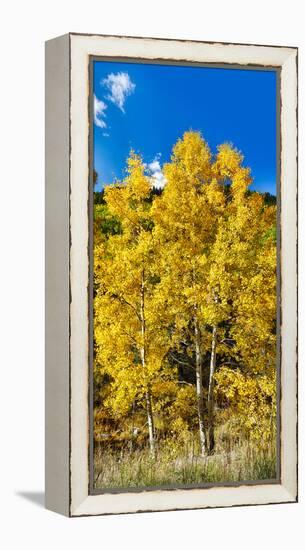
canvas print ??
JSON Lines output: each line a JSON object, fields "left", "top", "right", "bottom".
{"left": 92, "top": 60, "right": 278, "bottom": 491}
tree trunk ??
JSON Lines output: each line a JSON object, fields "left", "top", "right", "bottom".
{"left": 207, "top": 325, "right": 217, "bottom": 454}
{"left": 194, "top": 311, "right": 206, "bottom": 457}
{"left": 140, "top": 269, "right": 155, "bottom": 457}
{"left": 145, "top": 385, "right": 155, "bottom": 456}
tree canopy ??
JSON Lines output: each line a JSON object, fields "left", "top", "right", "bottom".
{"left": 93, "top": 131, "right": 277, "bottom": 466}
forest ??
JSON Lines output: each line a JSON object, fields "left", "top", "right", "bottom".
{"left": 93, "top": 131, "right": 277, "bottom": 489}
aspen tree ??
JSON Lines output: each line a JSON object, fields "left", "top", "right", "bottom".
{"left": 94, "top": 153, "right": 171, "bottom": 455}
{"left": 152, "top": 132, "right": 215, "bottom": 456}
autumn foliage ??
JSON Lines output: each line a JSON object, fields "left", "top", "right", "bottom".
{"left": 93, "top": 131, "right": 277, "bottom": 487}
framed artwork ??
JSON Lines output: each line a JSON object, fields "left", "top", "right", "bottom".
{"left": 45, "top": 33, "right": 298, "bottom": 517}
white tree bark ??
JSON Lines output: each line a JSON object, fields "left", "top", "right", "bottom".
{"left": 207, "top": 325, "right": 217, "bottom": 454}
{"left": 140, "top": 269, "right": 155, "bottom": 457}
{"left": 194, "top": 310, "right": 206, "bottom": 457}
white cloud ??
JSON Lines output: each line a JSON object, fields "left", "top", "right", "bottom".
{"left": 146, "top": 155, "right": 166, "bottom": 189}
{"left": 94, "top": 94, "right": 107, "bottom": 128}
{"left": 102, "top": 72, "right": 135, "bottom": 112}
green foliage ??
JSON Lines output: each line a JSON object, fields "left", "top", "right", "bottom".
{"left": 94, "top": 204, "right": 122, "bottom": 237}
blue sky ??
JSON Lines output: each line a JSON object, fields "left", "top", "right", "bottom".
{"left": 93, "top": 61, "right": 277, "bottom": 195}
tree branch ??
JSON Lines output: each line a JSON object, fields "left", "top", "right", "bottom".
{"left": 170, "top": 353, "right": 195, "bottom": 369}
{"left": 112, "top": 293, "right": 141, "bottom": 322}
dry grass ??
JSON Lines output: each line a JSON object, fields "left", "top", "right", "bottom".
{"left": 94, "top": 437, "right": 277, "bottom": 490}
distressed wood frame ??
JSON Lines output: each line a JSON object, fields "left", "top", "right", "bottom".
{"left": 45, "top": 33, "right": 298, "bottom": 517}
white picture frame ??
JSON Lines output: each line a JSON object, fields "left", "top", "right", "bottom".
{"left": 45, "top": 33, "right": 298, "bottom": 517}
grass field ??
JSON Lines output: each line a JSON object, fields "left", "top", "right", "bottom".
{"left": 94, "top": 437, "right": 277, "bottom": 490}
